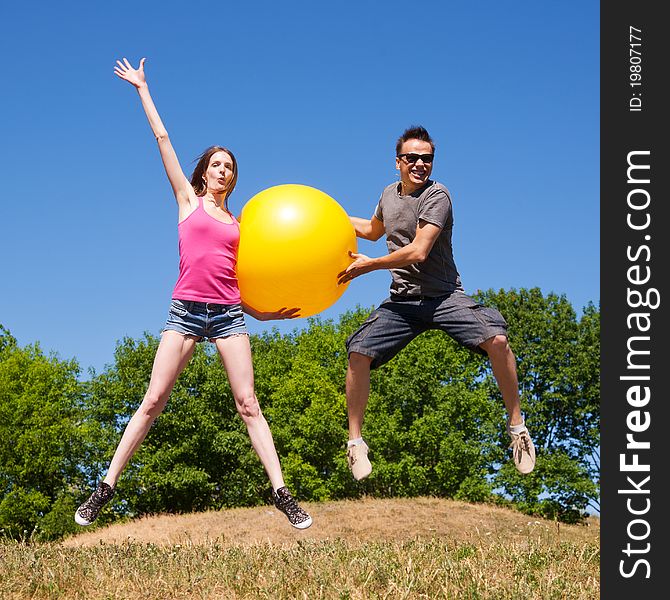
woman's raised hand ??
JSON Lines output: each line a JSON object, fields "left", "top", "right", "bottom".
{"left": 114, "top": 57, "right": 147, "bottom": 88}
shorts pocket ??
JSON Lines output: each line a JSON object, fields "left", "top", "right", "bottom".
{"left": 170, "top": 300, "right": 188, "bottom": 318}
{"left": 470, "top": 304, "right": 506, "bottom": 328}
{"left": 227, "top": 306, "right": 244, "bottom": 318}
{"left": 346, "top": 313, "right": 380, "bottom": 347}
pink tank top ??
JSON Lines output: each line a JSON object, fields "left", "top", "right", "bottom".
{"left": 172, "top": 197, "right": 242, "bottom": 304}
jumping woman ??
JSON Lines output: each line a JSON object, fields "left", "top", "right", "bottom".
{"left": 75, "top": 57, "right": 312, "bottom": 529}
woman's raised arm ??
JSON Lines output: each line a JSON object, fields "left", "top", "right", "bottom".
{"left": 114, "top": 58, "right": 195, "bottom": 209}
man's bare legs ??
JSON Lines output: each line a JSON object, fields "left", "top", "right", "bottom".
{"left": 479, "top": 335, "right": 523, "bottom": 426}
{"left": 346, "top": 352, "right": 373, "bottom": 441}
{"left": 345, "top": 352, "right": 374, "bottom": 480}
{"left": 480, "top": 335, "right": 535, "bottom": 473}
{"left": 344, "top": 338, "right": 535, "bottom": 478}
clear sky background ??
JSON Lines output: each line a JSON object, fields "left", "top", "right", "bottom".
{"left": 0, "top": 1, "right": 599, "bottom": 377}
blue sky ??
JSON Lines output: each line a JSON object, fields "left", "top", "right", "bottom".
{"left": 0, "top": 1, "right": 599, "bottom": 376}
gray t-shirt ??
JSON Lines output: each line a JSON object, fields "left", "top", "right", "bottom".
{"left": 374, "top": 180, "right": 463, "bottom": 297}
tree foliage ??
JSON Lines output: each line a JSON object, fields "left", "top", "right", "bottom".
{"left": 0, "top": 326, "right": 87, "bottom": 540}
{"left": 472, "top": 289, "right": 600, "bottom": 520}
{"left": 0, "top": 288, "right": 600, "bottom": 538}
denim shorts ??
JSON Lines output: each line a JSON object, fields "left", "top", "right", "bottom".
{"left": 345, "top": 290, "right": 507, "bottom": 369}
{"left": 162, "top": 299, "right": 248, "bottom": 342}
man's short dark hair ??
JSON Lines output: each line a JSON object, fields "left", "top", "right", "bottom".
{"left": 396, "top": 125, "right": 435, "bottom": 155}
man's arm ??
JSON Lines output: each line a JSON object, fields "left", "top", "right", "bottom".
{"left": 350, "top": 215, "right": 385, "bottom": 241}
{"left": 337, "top": 220, "right": 442, "bottom": 284}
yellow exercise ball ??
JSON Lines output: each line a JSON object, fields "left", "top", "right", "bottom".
{"left": 236, "top": 184, "right": 357, "bottom": 318}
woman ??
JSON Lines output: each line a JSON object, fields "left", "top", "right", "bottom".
{"left": 75, "top": 57, "right": 312, "bottom": 529}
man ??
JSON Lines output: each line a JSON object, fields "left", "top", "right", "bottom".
{"left": 337, "top": 125, "right": 535, "bottom": 481}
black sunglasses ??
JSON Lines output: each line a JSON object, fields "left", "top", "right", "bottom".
{"left": 397, "top": 153, "right": 434, "bottom": 164}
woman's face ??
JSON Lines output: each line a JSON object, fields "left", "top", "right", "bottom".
{"left": 204, "top": 150, "right": 235, "bottom": 195}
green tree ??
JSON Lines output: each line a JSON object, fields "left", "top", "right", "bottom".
{"left": 473, "top": 289, "right": 600, "bottom": 521}
{"left": 0, "top": 326, "right": 87, "bottom": 540}
{"left": 78, "top": 287, "right": 599, "bottom": 526}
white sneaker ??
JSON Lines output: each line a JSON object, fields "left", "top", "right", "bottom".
{"left": 508, "top": 425, "right": 536, "bottom": 474}
{"left": 347, "top": 441, "right": 372, "bottom": 480}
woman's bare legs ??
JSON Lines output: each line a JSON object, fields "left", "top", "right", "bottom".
{"left": 103, "top": 331, "right": 197, "bottom": 487}
{"left": 214, "top": 334, "right": 285, "bottom": 491}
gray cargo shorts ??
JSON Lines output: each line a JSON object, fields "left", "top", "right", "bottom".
{"left": 345, "top": 290, "right": 507, "bottom": 369}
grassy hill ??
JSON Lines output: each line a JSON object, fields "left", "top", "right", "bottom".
{"left": 2, "top": 497, "right": 600, "bottom": 599}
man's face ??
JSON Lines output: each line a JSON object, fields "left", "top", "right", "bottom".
{"left": 396, "top": 139, "right": 434, "bottom": 190}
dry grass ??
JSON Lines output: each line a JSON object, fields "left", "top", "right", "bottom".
{"left": 62, "top": 496, "right": 597, "bottom": 549}
{"left": 1, "top": 497, "right": 600, "bottom": 599}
